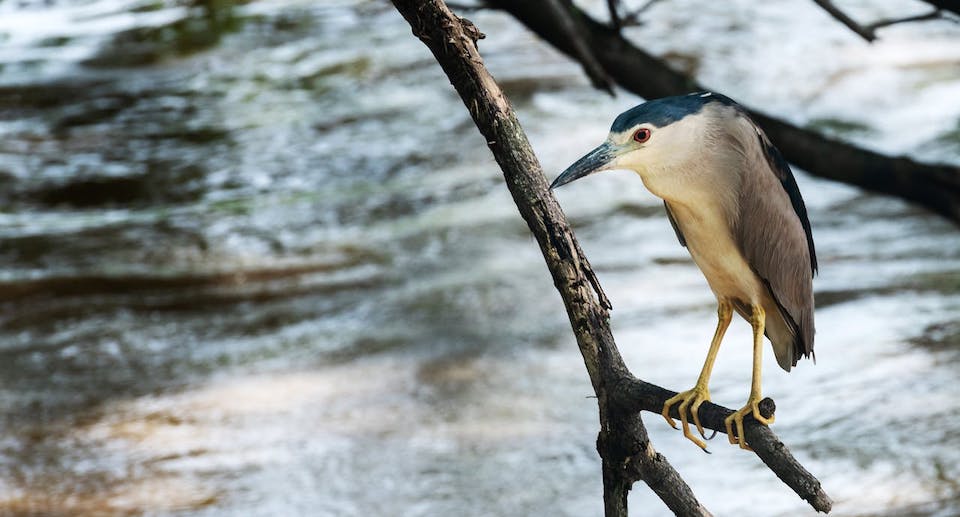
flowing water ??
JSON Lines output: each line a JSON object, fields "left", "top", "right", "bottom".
{"left": 1, "top": 0, "right": 959, "bottom": 515}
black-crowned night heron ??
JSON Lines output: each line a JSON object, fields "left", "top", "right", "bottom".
{"left": 551, "top": 92, "right": 816, "bottom": 450}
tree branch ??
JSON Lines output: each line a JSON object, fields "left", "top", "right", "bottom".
{"left": 919, "top": 0, "right": 960, "bottom": 17}
{"left": 615, "top": 377, "right": 832, "bottom": 512}
{"left": 867, "top": 8, "right": 947, "bottom": 31}
{"left": 489, "top": 0, "right": 960, "bottom": 225}
{"left": 390, "top": 0, "right": 832, "bottom": 515}
{"left": 389, "top": 1, "right": 709, "bottom": 515}
{"left": 607, "top": 0, "right": 621, "bottom": 31}
{"left": 543, "top": 0, "right": 615, "bottom": 95}
{"left": 811, "top": 0, "right": 953, "bottom": 41}
{"left": 811, "top": 0, "right": 877, "bottom": 42}
{"left": 621, "top": 0, "right": 665, "bottom": 27}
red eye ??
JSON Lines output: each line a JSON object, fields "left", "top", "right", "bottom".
{"left": 633, "top": 128, "right": 651, "bottom": 143}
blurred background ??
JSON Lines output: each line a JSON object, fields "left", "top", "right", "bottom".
{"left": 0, "top": 0, "right": 958, "bottom": 515}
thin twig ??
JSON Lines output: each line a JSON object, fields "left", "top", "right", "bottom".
{"left": 621, "top": 0, "right": 665, "bottom": 27}
{"left": 812, "top": 0, "right": 955, "bottom": 41}
{"left": 867, "top": 8, "right": 944, "bottom": 30}
{"left": 607, "top": 0, "right": 621, "bottom": 31}
{"left": 542, "top": 0, "right": 615, "bottom": 95}
{"left": 811, "top": 0, "right": 876, "bottom": 41}
{"left": 919, "top": 0, "right": 960, "bottom": 17}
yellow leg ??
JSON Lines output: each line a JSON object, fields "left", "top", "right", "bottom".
{"left": 724, "top": 305, "right": 775, "bottom": 450}
{"left": 662, "top": 300, "right": 733, "bottom": 450}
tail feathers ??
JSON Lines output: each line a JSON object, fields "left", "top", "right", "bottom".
{"left": 765, "top": 304, "right": 814, "bottom": 372}
{"left": 765, "top": 311, "right": 797, "bottom": 372}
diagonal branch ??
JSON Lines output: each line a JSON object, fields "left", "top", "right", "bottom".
{"left": 390, "top": 1, "right": 706, "bottom": 515}
{"left": 605, "top": 0, "right": 665, "bottom": 30}
{"left": 543, "top": 0, "right": 615, "bottom": 94}
{"left": 615, "top": 377, "right": 832, "bottom": 512}
{"left": 811, "top": 0, "right": 877, "bottom": 42}
{"left": 607, "top": 0, "right": 622, "bottom": 30}
{"left": 811, "top": 0, "right": 953, "bottom": 41}
{"left": 621, "top": 0, "right": 667, "bottom": 27}
{"left": 867, "top": 8, "right": 947, "bottom": 31}
{"left": 917, "top": 0, "right": 960, "bottom": 17}
{"left": 390, "top": 0, "right": 832, "bottom": 515}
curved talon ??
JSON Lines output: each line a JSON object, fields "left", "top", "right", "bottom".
{"left": 661, "top": 397, "right": 679, "bottom": 429}
{"left": 724, "top": 412, "right": 737, "bottom": 444}
{"left": 662, "top": 387, "right": 711, "bottom": 450}
{"left": 689, "top": 398, "right": 707, "bottom": 438}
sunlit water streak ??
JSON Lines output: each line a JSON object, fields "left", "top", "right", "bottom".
{"left": 0, "top": 0, "right": 958, "bottom": 516}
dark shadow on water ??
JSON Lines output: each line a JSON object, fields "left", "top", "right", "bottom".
{"left": 909, "top": 320, "right": 960, "bottom": 352}
{"left": 864, "top": 496, "right": 960, "bottom": 517}
{"left": 816, "top": 268, "right": 960, "bottom": 309}
{"left": 82, "top": 0, "right": 245, "bottom": 68}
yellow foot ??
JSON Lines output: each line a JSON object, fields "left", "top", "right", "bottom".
{"left": 723, "top": 397, "right": 775, "bottom": 450}
{"left": 662, "top": 386, "right": 711, "bottom": 450}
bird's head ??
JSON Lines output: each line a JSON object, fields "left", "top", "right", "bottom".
{"left": 550, "top": 92, "right": 738, "bottom": 198}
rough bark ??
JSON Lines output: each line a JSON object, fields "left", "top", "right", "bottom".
{"left": 390, "top": 0, "right": 832, "bottom": 514}
{"left": 617, "top": 379, "right": 832, "bottom": 512}
{"left": 486, "top": 0, "right": 960, "bottom": 224}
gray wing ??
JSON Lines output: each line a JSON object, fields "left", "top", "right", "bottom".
{"left": 663, "top": 201, "right": 686, "bottom": 247}
{"left": 760, "top": 132, "right": 817, "bottom": 273}
{"left": 735, "top": 128, "right": 816, "bottom": 366}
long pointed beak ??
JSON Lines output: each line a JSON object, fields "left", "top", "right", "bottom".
{"left": 550, "top": 142, "right": 616, "bottom": 189}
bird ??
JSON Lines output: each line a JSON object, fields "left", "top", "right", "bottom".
{"left": 550, "top": 92, "right": 816, "bottom": 450}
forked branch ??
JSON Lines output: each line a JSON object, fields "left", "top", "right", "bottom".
{"left": 811, "top": 0, "right": 950, "bottom": 42}
{"left": 389, "top": 0, "right": 832, "bottom": 515}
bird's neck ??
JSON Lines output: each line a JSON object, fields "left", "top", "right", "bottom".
{"left": 644, "top": 159, "right": 741, "bottom": 232}
{"left": 638, "top": 158, "right": 727, "bottom": 204}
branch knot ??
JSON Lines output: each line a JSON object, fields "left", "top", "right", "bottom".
{"left": 459, "top": 16, "right": 485, "bottom": 45}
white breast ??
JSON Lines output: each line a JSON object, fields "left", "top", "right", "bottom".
{"left": 666, "top": 200, "right": 765, "bottom": 306}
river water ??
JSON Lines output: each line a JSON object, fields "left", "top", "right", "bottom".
{"left": 0, "top": 0, "right": 958, "bottom": 516}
